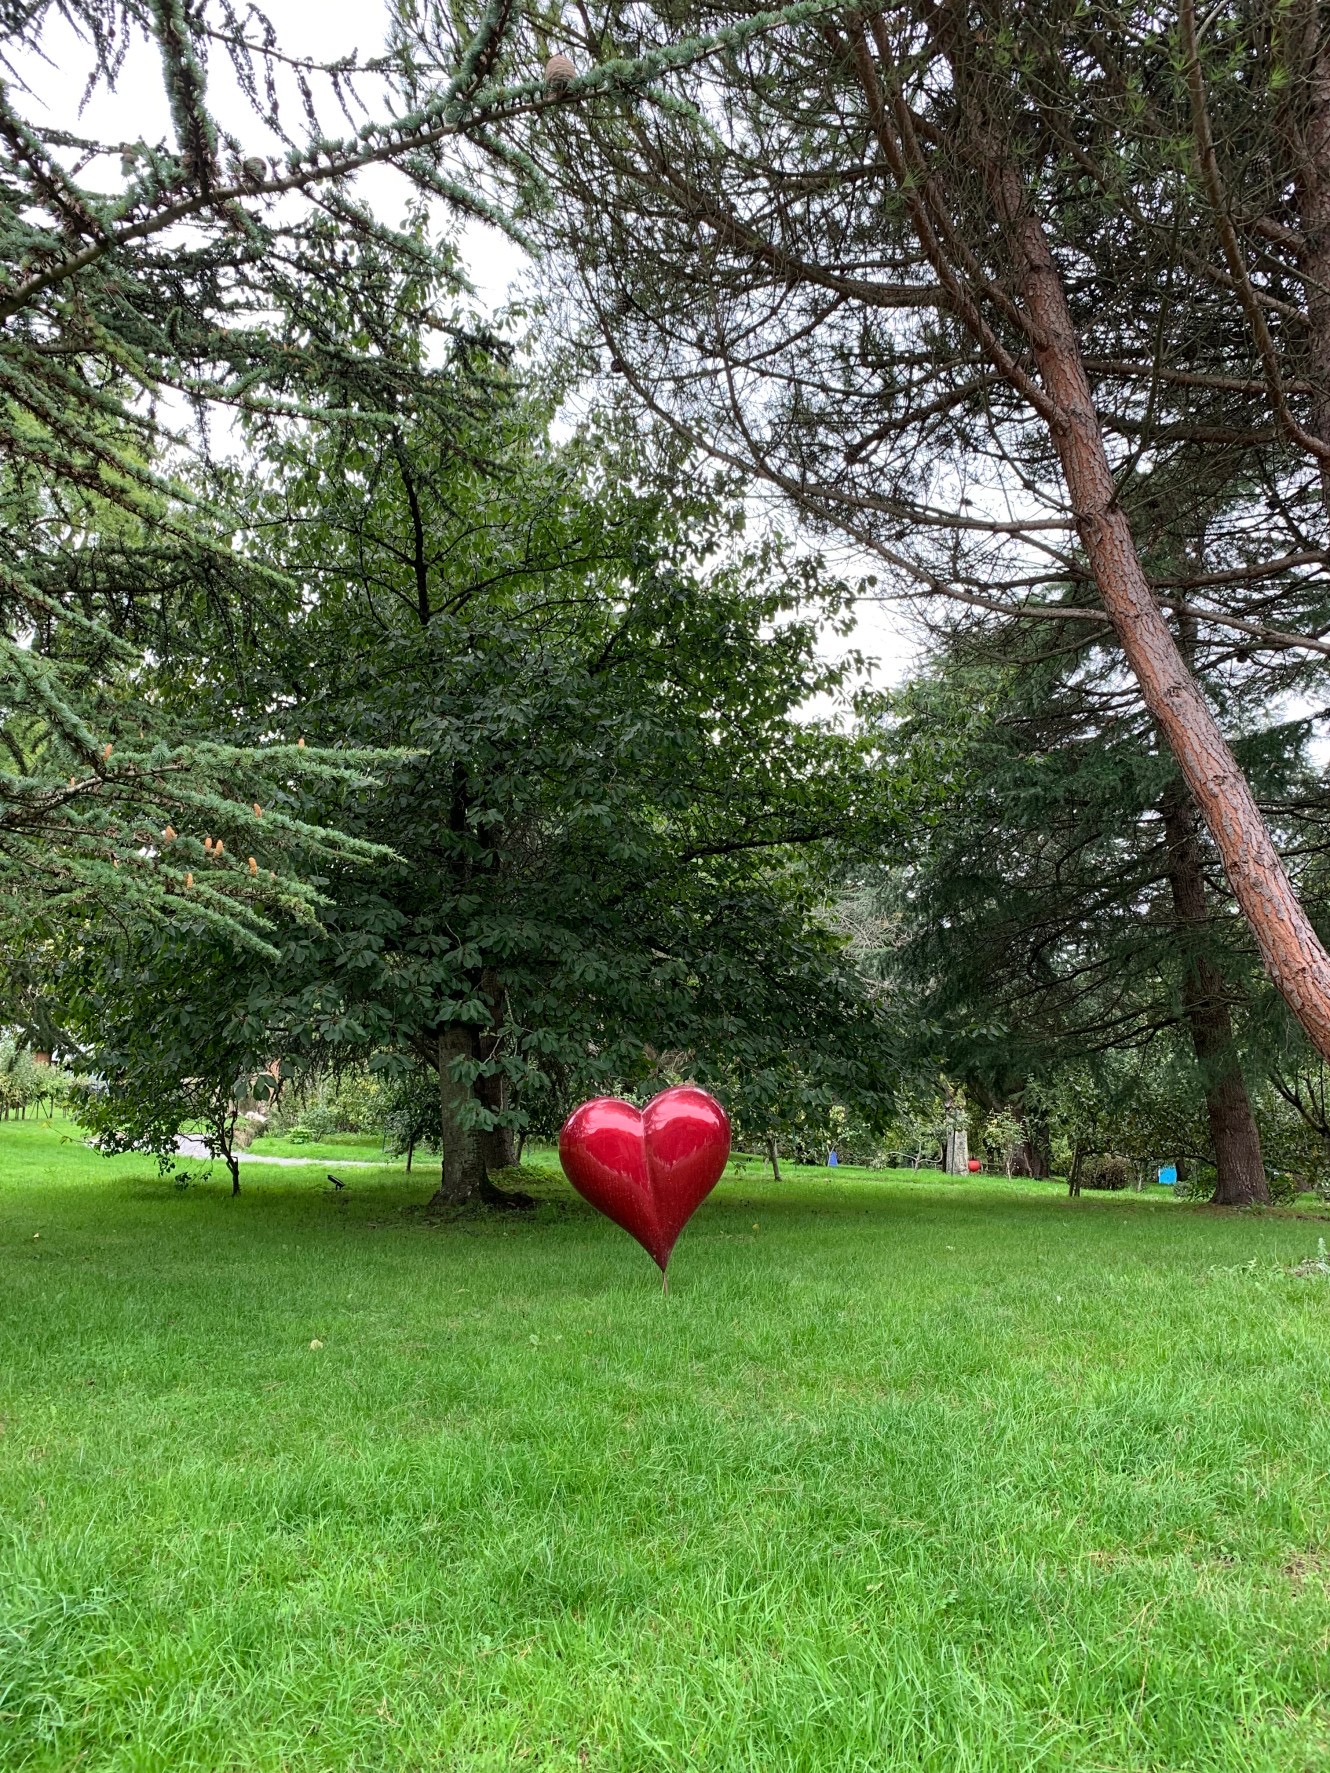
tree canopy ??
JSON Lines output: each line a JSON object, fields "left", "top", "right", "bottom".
{"left": 0, "top": 0, "right": 833, "bottom": 947}
{"left": 516, "top": 0, "right": 1330, "bottom": 1058}
{"left": 47, "top": 284, "right": 902, "bottom": 1193}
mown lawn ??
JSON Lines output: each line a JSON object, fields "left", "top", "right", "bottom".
{"left": 2, "top": 1117, "right": 1330, "bottom": 1771}
{"left": 244, "top": 1131, "right": 404, "bottom": 1164}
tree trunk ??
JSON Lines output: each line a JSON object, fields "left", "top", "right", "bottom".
{"left": 1202, "top": 1066, "right": 1267, "bottom": 1207}
{"left": 766, "top": 1136, "right": 781, "bottom": 1182}
{"left": 1014, "top": 1137, "right": 1050, "bottom": 1179}
{"left": 476, "top": 1062, "right": 514, "bottom": 1175}
{"left": 214, "top": 1110, "right": 241, "bottom": 1194}
{"left": 1024, "top": 1103, "right": 1054, "bottom": 1178}
{"left": 475, "top": 968, "right": 514, "bottom": 1174}
{"left": 428, "top": 1026, "right": 488, "bottom": 1207}
{"left": 1161, "top": 787, "right": 1268, "bottom": 1205}
{"left": 987, "top": 173, "right": 1330, "bottom": 1061}
{"left": 480, "top": 1124, "right": 515, "bottom": 1174}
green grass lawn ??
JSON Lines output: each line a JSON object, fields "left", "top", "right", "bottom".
{"left": 246, "top": 1131, "right": 405, "bottom": 1164}
{"left": 3, "top": 1118, "right": 1330, "bottom": 1770}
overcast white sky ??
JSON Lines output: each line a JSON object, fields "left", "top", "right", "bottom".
{"left": 18, "top": 0, "right": 923, "bottom": 701}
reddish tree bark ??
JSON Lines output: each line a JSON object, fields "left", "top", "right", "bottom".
{"left": 1161, "top": 787, "right": 1268, "bottom": 1206}
{"left": 845, "top": 19, "right": 1330, "bottom": 1064}
{"left": 999, "top": 185, "right": 1330, "bottom": 1060}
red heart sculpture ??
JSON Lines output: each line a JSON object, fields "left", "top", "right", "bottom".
{"left": 558, "top": 1086, "right": 731, "bottom": 1282}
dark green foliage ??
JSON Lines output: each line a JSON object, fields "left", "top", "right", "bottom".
{"left": 860, "top": 611, "right": 1330, "bottom": 1194}
{"left": 3, "top": 0, "right": 907, "bottom": 1174}
{"left": 379, "top": 1068, "right": 442, "bottom": 1165}
{"left": 0, "top": 0, "right": 826, "bottom": 949}
{"left": 1080, "top": 1154, "right": 1131, "bottom": 1193}
{"left": 49, "top": 274, "right": 901, "bottom": 1171}
{"left": 233, "top": 376, "right": 900, "bottom": 1159}
{"left": 65, "top": 926, "right": 284, "bottom": 1190}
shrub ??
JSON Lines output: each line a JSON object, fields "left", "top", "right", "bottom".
{"left": 1172, "top": 1169, "right": 1213, "bottom": 1203}
{"left": 270, "top": 1073, "right": 386, "bottom": 1139}
{"left": 1175, "top": 1170, "right": 1322, "bottom": 1207}
{"left": 1080, "top": 1153, "right": 1131, "bottom": 1191}
{"left": 0, "top": 1041, "right": 78, "bottom": 1119}
{"left": 301, "top": 1104, "right": 341, "bottom": 1141}
{"left": 287, "top": 1104, "right": 341, "bottom": 1144}
{"left": 983, "top": 1108, "right": 1024, "bottom": 1179}
{"left": 1266, "top": 1170, "right": 1303, "bottom": 1207}
{"left": 325, "top": 1072, "right": 385, "bottom": 1133}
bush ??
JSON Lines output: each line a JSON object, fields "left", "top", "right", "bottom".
{"left": 1174, "top": 1170, "right": 1324, "bottom": 1207}
{"left": 286, "top": 1105, "right": 341, "bottom": 1145}
{"left": 1172, "top": 1169, "right": 1214, "bottom": 1203}
{"left": 983, "top": 1108, "right": 1024, "bottom": 1179}
{"left": 1264, "top": 1170, "right": 1330, "bottom": 1207}
{"left": 270, "top": 1078, "right": 383, "bottom": 1142}
{"left": 0, "top": 1040, "right": 73, "bottom": 1119}
{"left": 1266, "top": 1170, "right": 1304, "bottom": 1207}
{"left": 1080, "top": 1153, "right": 1131, "bottom": 1192}
{"left": 301, "top": 1104, "right": 342, "bottom": 1141}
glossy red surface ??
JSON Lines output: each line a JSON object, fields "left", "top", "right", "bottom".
{"left": 558, "top": 1086, "right": 731, "bottom": 1274}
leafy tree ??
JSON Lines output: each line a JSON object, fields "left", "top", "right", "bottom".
{"left": 884, "top": 1089, "right": 949, "bottom": 1173}
{"left": 984, "top": 1109, "right": 1024, "bottom": 1181}
{"left": 1021, "top": 1057, "right": 1209, "bottom": 1192}
{"left": 380, "top": 1068, "right": 446, "bottom": 1173}
{"left": 53, "top": 318, "right": 901, "bottom": 1202}
{"left": 65, "top": 929, "right": 282, "bottom": 1193}
{"left": 258, "top": 402, "right": 898, "bottom": 1201}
